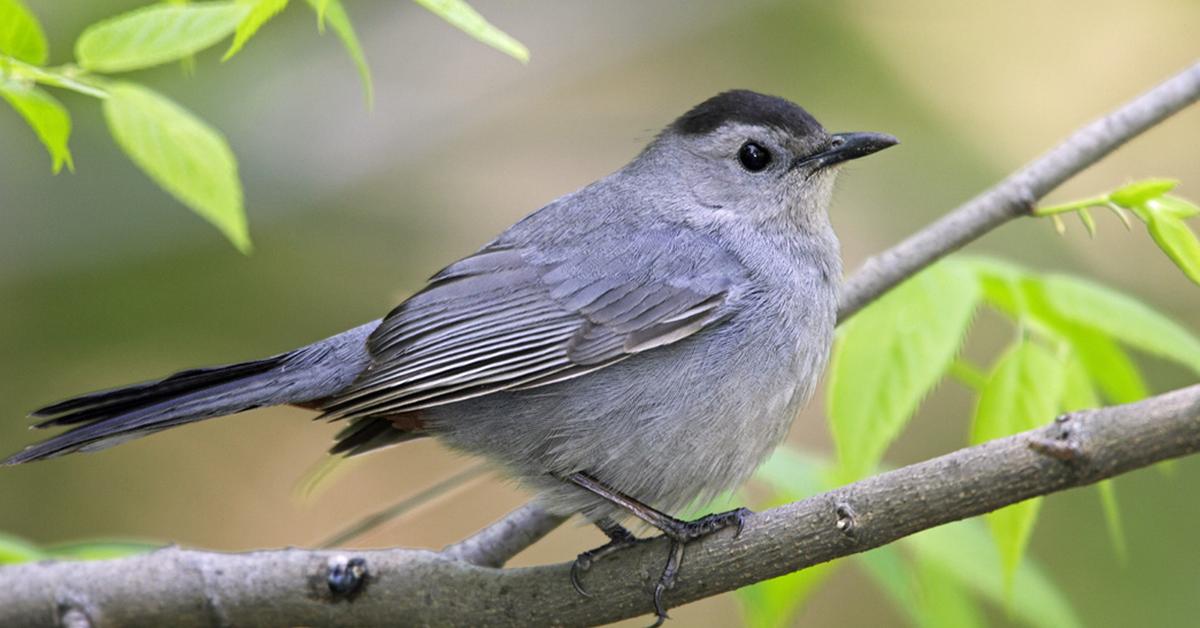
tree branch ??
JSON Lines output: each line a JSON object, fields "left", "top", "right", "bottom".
{"left": 2, "top": 385, "right": 1196, "bottom": 627}
{"left": 447, "top": 59, "right": 1200, "bottom": 567}
{"left": 837, "top": 59, "right": 1200, "bottom": 320}
{"left": 441, "top": 502, "right": 568, "bottom": 568}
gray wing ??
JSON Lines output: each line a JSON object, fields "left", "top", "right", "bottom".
{"left": 319, "top": 245, "right": 739, "bottom": 422}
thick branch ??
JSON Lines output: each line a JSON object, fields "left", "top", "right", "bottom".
{"left": 2, "top": 385, "right": 1196, "bottom": 627}
{"left": 451, "top": 59, "right": 1200, "bottom": 566}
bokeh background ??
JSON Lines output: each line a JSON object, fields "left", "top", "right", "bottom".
{"left": 2, "top": 1, "right": 1199, "bottom": 625}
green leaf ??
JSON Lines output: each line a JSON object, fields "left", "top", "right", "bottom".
{"left": 1147, "top": 195, "right": 1200, "bottom": 219}
{"left": 912, "top": 558, "right": 989, "bottom": 628}
{"left": 224, "top": 0, "right": 290, "bottom": 60}
{"left": 970, "top": 340, "right": 1063, "bottom": 593}
{"left": 1040, "top": 274, "right": 1200, "bottom": 373}
{"left": 1095, "top": 480, "right": 1127, "bottom": 563}
{"left": 828, "top": 261, "right": 979, "bottom": 482}
{"left": 0, "top": 0, "right": 47, "bottom": 64}
{"left": 857, "top": 546, "right": 925, "bottom": 626}
{"left": 304, "top": 0, "right": 373, "bottom": 107}
{"left": 0, "top": 531, "right": 44, "bottom": 564}
{"left": 76, "top": 1, "right": 251, "bottom": 73}
{"left": 0, "top": 79, "right": 73, "bottom": 172}
{"left": 1109, "top": 178, "right": 1177, "bottom": 207}
{"left": 740, "top": 447, "right": 836, "bottom": 626}
{"left": 753, "top": 445, "right": 829, "bottom": 503}
{"left": 103, "top": 82, "right": 250, "bottom": 252}
{"left": 1146, "top": 213, "right": 1200, "bottom": 286}
{"left": 859, "top": 545, "right": 989, "bottom": 628}
{"left": 736, "top": 563, "right": 838, "bottom": 628}
{"left": 965, "top": 256, "right": 1028, "bottom": 317}
{"left": 43, "top": 539, "right": 161, "bottom": 560}
{"left": 905, "top": 520, "right": 1083, "bottom": 628}
{"left": 413, "top": 0, "right": 529, "bottom": 63}
{"left": 1061, "top": 355, "right": 1127, "bottom": 560}
{"left": 314, "top": 0, "right": 331, "bottom": 28}
{"left": 1060, "top": 352, "right": 1097, "bottom": 412}
{"left": 1061, "top": 328, "right": 1148, "bottom": 404}
{"left": 967, "top": 260, "right": 1153, "bottom": 403}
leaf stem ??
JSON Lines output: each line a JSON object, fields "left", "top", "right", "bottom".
{"left": 0, "top": 56, "right": 108, "bottom": 99}
{"left": 1033, "top": 195, "right": 1109, "bottom": 216}
{"left": 948, "top": 358, "right": 988, "bottom": 391}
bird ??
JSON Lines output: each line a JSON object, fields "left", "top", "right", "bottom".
{"left": 4, "top": 90, "right": 896, "bottom": 624}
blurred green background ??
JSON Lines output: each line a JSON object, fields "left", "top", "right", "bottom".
{"left": 2, "top": 1, "right": 1198, "bottom": 625}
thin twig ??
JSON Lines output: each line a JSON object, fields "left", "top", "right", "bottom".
{"left": 838, "top": 60, "right": 1200, "bottom": 320}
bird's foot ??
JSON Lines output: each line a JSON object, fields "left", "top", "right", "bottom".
{"left": 571, "top": 522, "right": 647, "bottom": 597}
{"left": 562, "top": 473, "right": 754, "bottom": 626}
{"left": 648, "top": 507, "right": 751, "bottom": 626}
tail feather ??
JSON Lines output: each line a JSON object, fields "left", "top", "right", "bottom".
{"left": 4, "top": 321, "right": 380, "bottom": 465}
{"left": 31, "top": 359, "right": 282, "bottom": 426}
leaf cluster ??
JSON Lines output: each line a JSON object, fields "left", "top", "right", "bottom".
{"left": 738, "top": 253, "right": 1200, "bottom": 626}
{"left": 0, "top": 0, "right": 527, "bottom": 252}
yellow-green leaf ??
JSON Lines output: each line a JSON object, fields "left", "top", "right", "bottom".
{"left": 314, "top": 0, "right": 331, "bottom": 28}
{"left": 224, "top": 0, "right": 289, "bottom": 60}
{"left": 970, "top": 340, "right": 1063, "bottom": 594}
{"left": 1061, "top": 354, "right": 1127, "bottom": 560}
{"left": 304, "top": 0, "right": 372, "bottom": 107}
{"left": 103, "top": 82, "right": 250, "bottom": 253}
{"left": 1060, "top": 353, "right": 1098, "bottom": 412}
{"left": 0, "top": 79, "right": 72, "bottom": 172}
{"left": 0, "top": 531, "right": 44, "bottom": 564}
{"left": 76, "top": 1, "right": 251, "bottom": 73}
{"left": 1061, "top": 328, "right": 1147, "bottom": 404}
{"left": 965, "top": 255, "right": 1028, "bottom": 317}
{"left": 1146, "top": 195, "right": 1200, "bottom": 219}
{"left": 1109, "top": 178, "right": 1178, "bottom": 207}
{"left": 858, "top": 546, "right": 988, "bottom": 628}
{"left": 828, "top": 261, "right": 979, "bottom": 482}
{"left": 1147, "top": 213, "right": 1200, "bottom": 286}
{"left": 737, "top": 563, "right": 837, "bottom": 628}
{"left": 905, "top": 520, "right": 1083, "bottom": 628}
{"left": 43, "top": 539, "right": 161, "bottom": 560}
{"left": 741, "top": 446, "right": 836, "bottom": 627}
{"left": 1095, "top": 480, "right": 1127, "bottom": 563}
{"left": 1041, "top": 274, "right": 1200, "bottom": 373}
{"left": 0, "top": 0, "right": 46, "bottom": 64}
{"left": 413, "top": 0, "right": 529, "bottom": 63}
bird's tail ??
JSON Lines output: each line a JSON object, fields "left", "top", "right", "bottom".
{"left": 2, "top": 322, "right": 377, "bottom": 465}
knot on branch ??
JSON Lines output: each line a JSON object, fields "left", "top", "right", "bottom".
{"left": 834, "top": 502, "right": 858, "bottom": 538}
{"left": 1027, "top": 412, "right": 1085, "bottom": 463}
{"left": 325, "top": 556, "right": 369, "bottom": 601}
{"left": 58, "top": 605, "right": 92, "bottom": 628}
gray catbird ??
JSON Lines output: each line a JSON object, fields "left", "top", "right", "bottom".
{"left": 4, "top": 90, "right": 895, "bottom": 623}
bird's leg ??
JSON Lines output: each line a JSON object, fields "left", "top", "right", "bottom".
{"left": 565, "top": 472, "right": 752, "bottom": 626}
{"left": 570, "top": 517, "right": 646, "bottom": 596}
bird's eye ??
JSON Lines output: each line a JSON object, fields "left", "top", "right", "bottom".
{"left": 737, "top": 142, "right": 771, "bottom": 172}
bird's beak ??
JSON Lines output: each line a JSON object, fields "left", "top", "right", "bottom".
{"left": 795, "top": 131, "right": 899, "bottom": 170}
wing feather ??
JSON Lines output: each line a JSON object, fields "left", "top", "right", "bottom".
{"left": 321, "top": 244, "right": 738, "bottom": 422}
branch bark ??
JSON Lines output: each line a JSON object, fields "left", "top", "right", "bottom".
{"left": 2, "top": 385, "right": 1197, "bottom": 627}
{"left": 446, "top": 58, "right": 1200, "bottom": 568}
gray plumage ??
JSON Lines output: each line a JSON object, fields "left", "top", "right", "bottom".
{"left": 5, "top": 90, "right": 896, "bottom": 526}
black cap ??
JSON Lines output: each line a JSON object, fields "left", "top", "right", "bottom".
{"left": 672, "top": 90, "right": 825, "bottom": 138}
